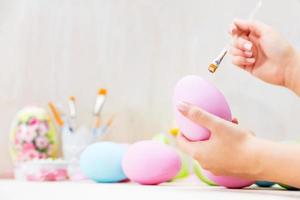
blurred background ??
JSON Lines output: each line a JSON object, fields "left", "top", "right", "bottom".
{"left": 1, "top": 0, "right": 300, "bottom": 174}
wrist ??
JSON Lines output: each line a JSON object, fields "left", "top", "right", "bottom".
{"left": 247, "top": 138, "right": 284, "bottom": 182}
{"left": 284, "top": 48, "right": 300, "bottom": 95}
{"left": 244, "top": 137, "right": 265, "bottom": 179}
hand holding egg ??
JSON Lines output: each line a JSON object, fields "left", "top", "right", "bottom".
{"left": 174, "top": 76, "right": 255, "bottom": 188}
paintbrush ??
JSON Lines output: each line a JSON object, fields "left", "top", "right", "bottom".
{"left": 93, "top": 88, "right": 108, "bottom": 129}
{"left": 67, "top": 96, "right": 77, "bottom": 130}
{"left": 56, "top": 103, "right": 75, "bottom": 134}
{"left": 68, "top": 96, "right": 76, "bottom": 119}
{"left": 48, "top": 102, "right": 64, "bottom": 127}
{"left": 96, "top": 115, "right": 115, "bottom": 137}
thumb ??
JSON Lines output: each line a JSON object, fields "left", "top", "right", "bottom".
{"left": 176, "top": 101, "right": 227, "bottom": 131}
{"left": 233, "top": 18, "right": 267, "bottom": 37}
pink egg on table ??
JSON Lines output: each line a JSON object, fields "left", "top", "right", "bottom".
{"left": 173, "top": 75, "right": 232, "bottom": 141}
{"left": 202, "top": 169, "right": 254, "bottom": 189}
{"left": 122, "top": 140, "right": 181, "bottom": 185}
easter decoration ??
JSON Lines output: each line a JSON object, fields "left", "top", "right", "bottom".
{"left": 122, "top": 140, "right": 181, "bottom": 185}
{"left": 9, "top": 106, "right": 62, "bottom": 181}
{"left": 173, "top": 75, "right": 254, "bottom": 188}
{"left": 9, "top": 106, "right": 58, "bottom": 163}
{"left": 79, "top": 142, "right": 128, "bottom": 183}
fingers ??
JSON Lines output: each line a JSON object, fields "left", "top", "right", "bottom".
{"left": 232, "top": 55, "right": 255, "bottom": 67}
{"left": 229, "top": 47, "right": 252, "bottom": 58}
{"left": 233, "top": 19, "right": 265, "bottom": 37}
{"left": 233, "top": 37, "right": 253, "bottom": 51}
{"left": 176, "top": 133, "right": 205, "bottom": 159}
{"left": 230, "top": 34, "right": 256, "bottom": 69}
{"left": 228, "top": 24, "right": 241, "bottom": 36}
{"left": 228, "top": 19, "right": 265, "bottom": 70}
{"left": 176, "top": 101, "right": 225, "bottom": 131}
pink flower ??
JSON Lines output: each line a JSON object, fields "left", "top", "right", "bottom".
{"left": 38, "top": 153, "right": 47, "bottom": 159}
{"left": 39, "top": 169, "right": 68, "bottom": 181}
{"left": 28, "top": 125, "right": 38, "bottom": 136}
{"left": 20, "top": 149, "right": 39, "bottom": 161}
{"left": 38, "top": 122, "right": 49, "bottom": 136}
{"left": 35, "top": 136, "right": 49, "bottom": 149}
{"left": 55, "top": 169, "right": 68, "bottom": 181}
{"left": 27, "top": 150, "right": 39, "bottom": 160}
{"left": 23, "top": 143, "right": 35, "bottom": 151}
{"left": 29, "top": 118, "right": 39, "bottom": 126}
{"left": 41, "top": 170, "right": 56, "bottom": 181}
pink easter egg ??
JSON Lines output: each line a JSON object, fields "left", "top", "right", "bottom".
{"left": 202, "top": 169, "right": 254, "bottom": 189}
{"left": 173, "top": 75, "right": 232, "bottom": 141}
{"left": 122, "top": 140, "right": 181, "bottom": 185}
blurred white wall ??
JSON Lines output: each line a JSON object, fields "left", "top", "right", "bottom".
{"left": 1, "top": 0, "right": 300, "bottom": 173}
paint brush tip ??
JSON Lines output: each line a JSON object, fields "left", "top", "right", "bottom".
{"left": 69, "top": 96, "right": 76, "bottom": 101}
{"left": 208, "top": 63, "right": 218, "bottom": 73}
{"left": 98, "top": 88, "right": 107, "bottom": 95}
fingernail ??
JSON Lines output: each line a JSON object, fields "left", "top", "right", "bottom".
{"left": 177, "top": 102, "right": 189, "bottom": 113}
{"left": 245, "top": 51, "right": 252, "bottom": 57}
{"left": 244, "top": 42, "right": 252, "bottom": 51}
{"left": 246, "top": 58, "right": 255, "bottom": 63}
{"left": 229, "top": 26, "right": 236, "bottom": 35}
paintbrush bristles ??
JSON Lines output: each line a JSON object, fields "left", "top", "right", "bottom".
{"left": 69, "top": 96, "right": 76, "bottom": 101}
{"left": 208, "top": 63, "right": 218, "bottom": 73}
{"left": 98, "top": 89, "right": 107, "bottom": 95}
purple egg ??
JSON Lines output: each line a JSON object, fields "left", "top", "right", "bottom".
{"left": 173, "top": 75, "right": 232, "bottom": 141}
{"left": 122, "top": 140, "right": 181, "bottom": 185}
{"left": 203, "top": 169, "right": 254, "bottom": 189}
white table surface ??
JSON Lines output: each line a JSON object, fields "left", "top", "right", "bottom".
{"left": 1, "top": 176, "right": 300, "bottom": 200}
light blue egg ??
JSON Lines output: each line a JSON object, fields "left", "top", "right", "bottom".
{"left": 80, "top": 142, "right": 127, "bottom": 183}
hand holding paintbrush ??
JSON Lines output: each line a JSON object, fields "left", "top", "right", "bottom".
{"left": 208, "top": 0, "right": 262, "bottom": 73}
